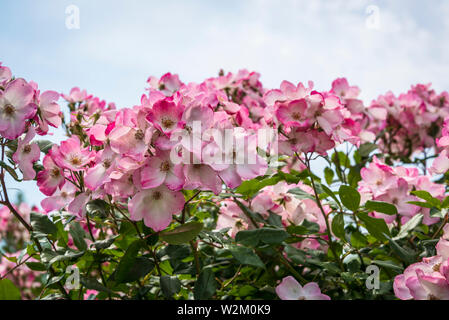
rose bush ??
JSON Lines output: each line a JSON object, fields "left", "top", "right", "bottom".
{"left": 1, "top": 63, "right": 449, "bottom": 300}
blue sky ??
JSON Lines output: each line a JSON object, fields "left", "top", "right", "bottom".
{"left": 1, "top": 0, "right": 449, "bottom": 206}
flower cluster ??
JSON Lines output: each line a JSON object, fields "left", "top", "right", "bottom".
{"left": 430, "top": 119, "right": 449, "bottom": 175}
{"left": 268, "top": 79, "right": 362, "bottom": 156}
{"left": 358, "top": 156, "right": 445, "bottom": 225}
{"left": 364, "top": 83, "right": 449, "bottom": 159}
{"left": 394, "top": 225, "right": 449, "bottom": 300}
{"left": 38, "top": 70, "right": 276, "bottom": 231}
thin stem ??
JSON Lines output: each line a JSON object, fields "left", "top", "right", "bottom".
{"left": 303, "top": 154, "right": 344, "bottom": 270}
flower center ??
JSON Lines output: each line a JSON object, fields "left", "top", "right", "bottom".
{"left": 3, "top": 104, "right": 15, "bottom": 116}
{"left": 23, "top": 145, "right": 32, "bottom": 154}
{"left": 193, "top": 164, "right": 202, "bottom": 170}
{"left": 291, "top": 112, "right": 301, "bottom": 121}
{"left": 160, "top": 161, "right": 171, "bottom": 172}
{"left": 161, "top": 117, "right": 175, "bottom": 129}
{"left": 433, "top": 263, "right": 441, "bottom": 272}
{"left": 135, "top": 129, "right": 144, "bottom": 141}
{"left": 70, "top": 155, "right": 82, "bottom": 166}
{"left": 103, "top": 159, "right": 111, "bottom": 169}
{"left": 50, "top": 168, "right": 61, "bottom": 178}
{"left": 152, "top": 191, "right": 162, "bottom": 200}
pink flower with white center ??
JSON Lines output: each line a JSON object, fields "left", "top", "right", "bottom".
{"left": 177, "top": 103, "right": 214, "bottom": 154}
{"left": 128, "top": 185, "right": 185, "bottom": 231}
{"left": 203, "top": 130, "right": 267, "bottom": 189}
{"left": 52, "top": 136, "right": 93, "bottom": 172}
{"left": 147, "top": 73, "right": 183, "bottom": 96}
{"left": 36, "top": 91, "right": 61, "bottom": 134}
{"left": 358, "top": 157, "right": 397, "bottom": 198}
{"left": 279, "top": 128, "right": 335, "bottom": 156}
{"left": 0, "top": 79, "right": 37, "bottom": 140}
{"left": 183, "top": 162, "right": 222, "bottom": 195}
{"left": 84, "top": 146, "right": 117, "bottom": 191}
{"left": 394, "top": 256, "right": 449, "bottom": 300}
{"left": 275, "top": 99, "right": 308, "bottom": 127}
{"left": 12, "top": 127, "right": 40, "bottom": 180}
{"left": 62, "top": 87, "right": 91, "bottom": 103}
{"left": 67, "top": 190, "right": 93, "bottom": 219}
{"left": 216, "top": 199, "right": 252, "bottom": 237}
{"left": 41, "top": 182, "right": 77, "bottom": 213}
{"left": 430, "top": 150, "right": 449, "bottom": 175}
{"left": 109, "top": 109, "right": 151, "bottom": 161}
{"left": 140, "top": 151, "right": 185, "bottom": 191}
{"left": 263, "top": 81, "right": 312, "bottom": 107}
{"left": 374, "top": 178, "right": 419, "bottom": 224}
{"left": 276, "top": 276, "right": 330, "bottom": 300}
{"left": 37, "top": 149, "right": 65, "bottom": 196}
{"left": 331, "top": 78, "right": 360, "bottom": 99}
{"left": 146, "top": 99, "right": 184, "bottom": 135}
{"left": 0, "top": 64, "right": 12, "bottom": 85}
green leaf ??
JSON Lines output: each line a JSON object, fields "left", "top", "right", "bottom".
{"left": 228, "top": 245, "right": 265, "bottom": 269}
{"left": 358, "top": 143, "right": 378, "bottom": 157}
{"left": 36, "top": 140, "right": 54, "bottom": 154}
{"left": 350, "top": 231, "right": 368, "bottom": 249}
{"left": 25, "top": 262, "right": 46, "bottom": 271}
{"left": 93, "top": 236, "right": 118, "bottom": 250}
{"left": 394, "top": 214, "right": 423, "bottom": 240}
{"left": 288, "top": 188, "right": 315, "bottom": 200}
{"left": 0, "top": 279, "right": 21, "bottom": 300}
{"left": 235, "top": 228, "right": 289, "bottom": 247}
{"left": 319, "top": 184, "right": 341, "bottom": 208}
{"left": 115, "top": 239, "right": 145, "bottom": 283}
{"left": 356, "top": 212, "right": 390, "bottom": 242}
{"left": 116, "top": 257, "right": 154, "bottom": 283}
{"left": 30, "top": 212, "right": 57, "bottom": 238}
{"left": 339, "top": 185, "right": 361, "bottom": 211}
{"left": 284, "top": 245, "right": 306, "bottom": 265}
{"left": 365, "top": 200, "right": 398, "bottom": 216}
{"left": 194, "top": 268, "right": 217, "bottom": 300}
{"left": 372, "top": 260, "right": 403, "bottom": 272}
{"left": 69, "top": 222, "right": 88, "bottom": 251}
{"left": 385, "top": 235, "right": 416, "bottom": 264}
{"left": 86, "top": 199, "right": 109, "bottom": 218}
{"left": 80, "top": 276, "right": 113, "bottom": 294}
{"left": 160, "top": 276, "right": 181, "bottom": 298}
{"left": 48, "top": 251, "right": 85, "bottom": 266}
{"left": 411, "top": 191, "right": 441, "bottom": 208}
{"left": 0, "top": 160, "right": 20, "bottom": 181}
{"left": 407, "top": 201, "right": 434, "bottom": 209}
{"left": 160, "top": 222, "right": 204, "bottom": 245}
{"left": 331, "top": 213, "right": 346, "bottom": 240}
{"left": 324, "top": 167, "right": 334, "bottom": 185}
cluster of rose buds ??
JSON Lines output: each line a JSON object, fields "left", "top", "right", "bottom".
{"left": 394, "top": 224, "right": 449, "bottom": 300}
{"left": 358, "top": 156, "right": 445, "bottom": 225}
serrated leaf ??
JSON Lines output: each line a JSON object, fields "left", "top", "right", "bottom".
{"left": 357, "top": 212, "right": 390, "bottom": 242}
{"left": 160, "top": 276, "right": 181, "bottom": 298}
{"left": 69, "top": 222, "right": 88, "bottom": 251}
{"left": 30, "top": 212, "right": 57, "bottom": 238}
{"left": 331, "top": 213, "right": 346, "bottom": 240}
{"left": 193, "top": 268, "right": 217, "bottom": 300}
{"left": 235, "top": 228, "right": 289, "bottom": 247}
{"left": 394, "top": 214, "right": 423, "bottom": 240}
{"left": 160, "top": 222, "right": 204, "bottom": 245}
{"left": 339, "top": 185, "right": 360, "bottom": 212}
{"left": 228, "top": 245, "right": 265, "bottom": 269}
{"left": 365, "top": 200, "right": 398, "bottom": 216}
{"left": 0, "top": 279, "right": 21, "bottom": 300}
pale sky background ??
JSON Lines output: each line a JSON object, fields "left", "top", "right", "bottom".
{"left": 1, "top": 0, "right": 449, "bottom": 206}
